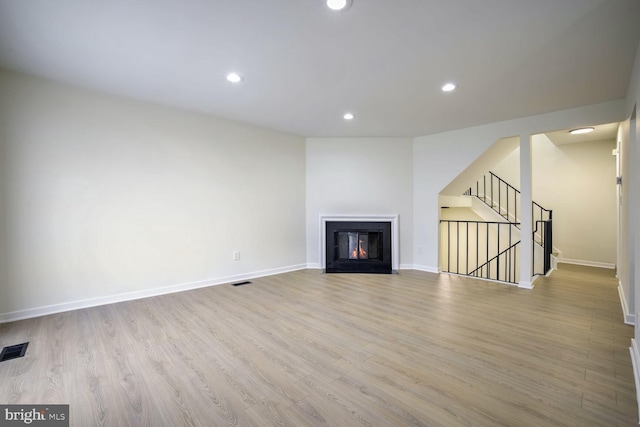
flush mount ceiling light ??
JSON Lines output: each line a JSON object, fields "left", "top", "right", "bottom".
{"left": 569, "top": 127, "right": 594, "bottom": 135}
{"left": 441, "top": 83, "right": 457, "bottom": 92}
{"left": 226, "top": 72, "right": 243, "bottom": 83}
{"left": 343, "top": 112, "right": 355, "bottom": 120}
{"left": 327, "top": 0, "right": 352, "bottom": 11}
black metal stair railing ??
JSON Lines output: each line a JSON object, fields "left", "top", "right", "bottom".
{"left": 464, "top": 172, "right": 521, "bottom": 226}
{"left": 440, "top": 220, "right": 520, "bottom": 284}
{"left": 464, "top": 171, "right": 553, "bottom": 276}
{"left": 468, "top": 240, "right": 521, "bottom": 284}
{"left": 533, "top": 202, "right": 553, "bottom": 275}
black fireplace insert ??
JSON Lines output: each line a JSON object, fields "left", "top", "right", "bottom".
{"left": 325, "top": 221, "right": 392, "bottom": 274}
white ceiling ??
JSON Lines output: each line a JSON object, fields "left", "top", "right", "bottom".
{"left": 1, "top": 0, "right": 639, "bottom": 137}
{"left": 545, "top": 122, "right": 619, "bottom": 145}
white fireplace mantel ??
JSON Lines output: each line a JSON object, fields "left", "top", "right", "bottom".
{"left": 319, "top": 214, "right": 399, "bottom": 270}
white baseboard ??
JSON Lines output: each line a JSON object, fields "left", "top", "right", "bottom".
{"left": 558, "top": 258, "right": 616, "bottom": 269}
{"left": 409, "top": 265, "right": 440, "bottom": 274}
{"left": 0, "top": 264, "right": 307, "bottom": 324}
{"left": 518, "top": 280, "right": 534, "bottom": 289}
{"left": 618, "top": 282, "right": 636, "bottom": 325}
{"left": 629, "top": 339, "right": 640, "bottom": 423}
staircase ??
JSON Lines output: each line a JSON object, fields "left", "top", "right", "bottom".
{"left": 441, "top": 172, "right": 553, "bottom": 284}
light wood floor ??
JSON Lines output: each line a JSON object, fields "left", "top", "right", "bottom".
{"left": 0, "top": 265, "right": 637, "bottom": 426}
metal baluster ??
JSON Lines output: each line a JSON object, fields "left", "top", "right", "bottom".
{"left": 496, "top": 224, "right": 500, "bottom": 281}
{"left": 483, "top": 175, "right": 486, "bottom": 202}
{"left": 447, "top": 221, "right": 450, "bottom": 272}
{"left": 491, "top": 175, "right": 495, "bottom": 209}
{"left": 476, "top": 222, "right": 479, "bottom": 274}
{"left": 466, "top": 222, "right": 469, "bottom": 274}
{"left": 486, "top": 223, "right": 489, "bottom": 279}
{"left": 456, "top": 221, "right": 459, "bottom": 274}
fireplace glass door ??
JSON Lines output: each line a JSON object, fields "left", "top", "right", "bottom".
{"left": 325, "top": 221, "right": 392, "bottom": 273}
{"left": 337, "top": 232, "right": 380, "bottom": 260}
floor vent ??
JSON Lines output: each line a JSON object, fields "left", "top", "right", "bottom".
{"left": 232, "top": 281, "right": 251, "bottom": 287}
{"left": 0, "top": 342, "right": 29, "bottom": 362}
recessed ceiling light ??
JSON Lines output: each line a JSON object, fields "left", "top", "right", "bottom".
{"left": 569, "top": 127, "right": 594, "bottom": 135}
{"left": 442, "top": 83, "right": 457, "bottom": 92}
{"left": 327, "top": 0, "right": 352, "bottom": 11}
{"left": 226, "top": 72, "right": 243, "bottom": 83}
{"left": 343, "top": 113, "right": 355, "bottom": 120}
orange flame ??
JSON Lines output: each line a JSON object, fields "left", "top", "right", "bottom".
{"left": 352, "top": 240, "right": 367, "bottom": 258}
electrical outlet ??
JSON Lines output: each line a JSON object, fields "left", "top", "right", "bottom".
{"left": 233, "top": 251, "right": 240, "bottom": 261}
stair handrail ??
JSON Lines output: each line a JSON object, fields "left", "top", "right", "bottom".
{"left": 466, "top": 172, "right": 552, "bottom": 227}
{"left": 488, "top": 171, "right": 520, "bottom": 224}
{"left": 532, "top": 202, "right": 553, "bottom": 276}
{"left": 464, "top": 171, "right": 554, "bottom": 276}
{"left": 465, "top": 172, "right": 520, "bottom": 226}
{"left": 468, "top": 240, "right": 521, "bottom": 282}
{"left": 440, "top": 219, "right": 520, "bottom": 284}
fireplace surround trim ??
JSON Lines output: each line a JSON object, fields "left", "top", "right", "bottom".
{"left": 319, "top": 214, "right": 399, "bottom": 271}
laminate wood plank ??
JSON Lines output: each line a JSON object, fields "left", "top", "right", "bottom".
{"left": 296, "top": 374, "right": 417, "bottom": 427}
{"left": 371, "top": 352, "right": 578, "bottom": 426}
{"left": 242, "top": 398, "right": 291, "bottom": 427}
{"left": 0, "top": 264, "right": 636, "bottom": 426}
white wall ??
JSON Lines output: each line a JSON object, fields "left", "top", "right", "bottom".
{"left": 489, "top": 146, "right": 521, "bottom": 189}
{"left": 413, "top": 100, "right": 626, "bottom": 272}
{"left": 0, "top": 70, "right": 306, "bottom": 319}
{"left": 305, "top": 137, "right": 413, "bottom": 269}
{"left": 628, "top": 42, "right": 640, "bottom": 337}
{"left": 618, "top": 116, "right": 634, "bottom": 323}
{"left": 624, "top": 42, "right": 640, "bottom": 402}
{"left": 491, "top": 135, "right": 617, "bottom": 266}
{"left": 440, "top": 137, "right": 520, "bottom": 197}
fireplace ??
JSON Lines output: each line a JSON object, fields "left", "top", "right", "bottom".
{"left": 325, "top": 221, "right": 392, "bottom": 273}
